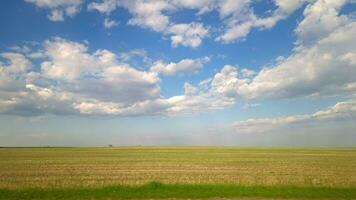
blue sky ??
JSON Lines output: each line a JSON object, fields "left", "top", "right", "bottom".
{"left": 0, "top": 0, "right": 355, "bottom": 146}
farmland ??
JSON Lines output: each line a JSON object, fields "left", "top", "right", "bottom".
{"left": 0, "top": 147, "right": 356, "bottom": 199}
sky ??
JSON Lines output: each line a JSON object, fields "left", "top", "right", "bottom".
{"left": 0, "top": 0, "right": 355, "bottom": 147}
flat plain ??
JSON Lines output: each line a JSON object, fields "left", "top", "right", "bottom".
{"left": 0, "top": 147, "right": 356, "bottom": 199}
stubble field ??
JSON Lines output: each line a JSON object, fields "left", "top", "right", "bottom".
{"left": 0, "top": 147, "right": 356, "bottom": 199}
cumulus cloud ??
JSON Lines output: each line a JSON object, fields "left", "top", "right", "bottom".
{"left": 89, "top": 0, "right": 210, "bottom": 48}
{"left": 41, "top": 39, "right": 161, "bottom": 104}
{"left": 87, "top": 0, "right": 119, "bottom": 14}
{"left": 124, "top": 0, "right": 172, "bottom": 32}
{"left": 170, "top": 0, "right": 215, "bottom": 14}
{"left": 161, "top": 66, "right": 252, "bottom": 115}
{"left": 86, "top": 0, "right": 312, "bottom": 46}
{"left": 208, "top": 65, "right": 246, "bottom": 99}
{"left": 3, "top": 0, "right": 356, "bottom": 118}
{"left": 185, "top": 0, "right": 356, "bottom": 113}
{"left": 240, "top": 68, "right": 256, "bottom": 77}
{"left": 248, "top": 24, "right": 356, "bottom": 99}
{"left": 0, "top": 52, "right": 32, "bottom": 74}
{"left": 0, "top": 38, "right": 170, "bottom": 116}
{"left": 103, "top": 18, "right": 119, "bottom": 28}
{"left": 0, "top": 38, "right": 227, "bottom": 117}
{"left": 168, "top": 22, "right": 209, "bottom": 48}
{"left": 89, "top": 0, "right": 171, "bottom": 29}
{"left": 204, "top": 10, "right": 356, "bottom": 100}
{"left": 295, "top": 0, "right": 350, "bottom": 46}
{"left": 29, "top": 0, "right": 353, "bottom": 46}
{"left": 165, "top": 82, "right": 235, "bottom": 115}
{"left": 160, "top": 4, "right": 355, "bottom": 114}
{"left": 150, "top": 56, "right": 210, "bottom": 76}
{"left": 0, "top": 53, "right": 32, "bottom": 104}
{"left": 215, "top": 0, "right": 308, "bottom": 43}
{"left": 25, "top": 0, "right": 83, "bottom": 21}
{"left": 80, "top": 0, "right": 316, "bottom": 46}
{"left": 40, "top": 38, "right": 104, "bottom": 80}
{"left": 234, "top": 100, "right": 356, "bottom": 134}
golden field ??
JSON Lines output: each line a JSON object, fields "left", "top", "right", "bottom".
{"left": 0, "top": 147, "right": 355, "bottom": 189}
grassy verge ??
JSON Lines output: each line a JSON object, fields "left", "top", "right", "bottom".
{"left": 1, "top": 182, "right": 356, "bottom": 200}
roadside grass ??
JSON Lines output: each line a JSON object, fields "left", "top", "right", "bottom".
{"left": 1, "top": 182, "right": 356, "bottom": 200}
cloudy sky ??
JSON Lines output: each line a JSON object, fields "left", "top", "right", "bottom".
{"left": 0, "top": 0, "right": 355, "bottom": 146}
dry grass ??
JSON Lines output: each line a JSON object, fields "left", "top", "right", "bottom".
{"left": 0, "top": 147, "right": 355, "bottom": 189}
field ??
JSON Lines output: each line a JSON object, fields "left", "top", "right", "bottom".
{"left": 0, "top": 147, "right": 356, "bottom": 199}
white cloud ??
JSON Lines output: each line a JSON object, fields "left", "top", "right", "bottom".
{"left": 87, "top": 0, "right": 309, "bottom": 46}
{"left": 29, "top": 0, "right": 351, "bottom": 45}
{"left": 48, "top": 10, "right": 65, "bottom": 21}
{"left": 40, "top": 37, "right": 104, "bottom": 80}
{"left": 0, "top": 53, "right": 32, "bottom": 98}
{"left": 209, "top": 65, "right": 249, "bottom": 98}
{"left": 87, "top": 0, "right": 119, "bottom": 14}
{"left": 150, "top": 56, "right": 210, "bottom": 76}
{"left": 41, "top": 38, "right": 160, "bottom": 104}
{"left": 234, "top": 100, "right": 356, "bottom": 134}
{"left": 168, "top": 23, "right": 209, "bottom": 48}
{"left": 165, "top": 86, "right": 235, "bottom": 115}
{"left": 178, "top": 0, "right": 356, "bottom": 112}
{"left": 0, "top": 38, "right": 227, "bottom": 117}
{"left": 170, "top": 0, "right": 215, "bottom": 14}
{"left": 217, "top": 21, "right": 254, "bottom": 43}
{"left": 295, "top": 0, "right": 350, "bottom": 46}
{"left": 25, "top": 0, "right": 83, "bottom": 21}
{"left": 3, "top": 0, "right": 356, "bottom": 117}
{"left": 240, "top": 21, "right": 356, "bottom": 99}
{"left": 206, "top": 19, "right": 356, "bottom": 100}
{"left": 120, "top": 0, "right": 171, "bottom": 32}
{"left": 162, "top": 66, "right": 244, "bottom": 115}
{"left": 103, "top": 18, "right": 119, "bottom": 28}
{"left": 216, "top": 0, "right": 306, "bottom": 43}
{"left": 0, "top": 52, "right": 32, "bottom": 74}
{"left": 72, "top": 99, "right": 170, "bottom": 116}
{"left": 183, "top": 82, "right": 198, "bottom": 96}
{"left": 274, "top": 0, "right": 307, "bottom": 14}
{"left": 88, "top": 0, "right": 209, "bottom": 48}
{"left": 218, "top": 0, "right": 249, "bottom": 18}
{"left": 0, "top": 38, "right": 168, "bottom": 116}
{"left": 240, "top": 68, "right": 256, "bottom": 77}
{"left": 118, "top": 49, "right": 152, "bottom": 67}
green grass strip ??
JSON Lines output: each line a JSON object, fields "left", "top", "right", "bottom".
{"left": 1, "top": 182, "right": 356, "bottom": 200}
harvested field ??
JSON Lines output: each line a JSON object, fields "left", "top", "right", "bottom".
{"left": 0, "top": 147, "right": 355, "bottom": 189}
